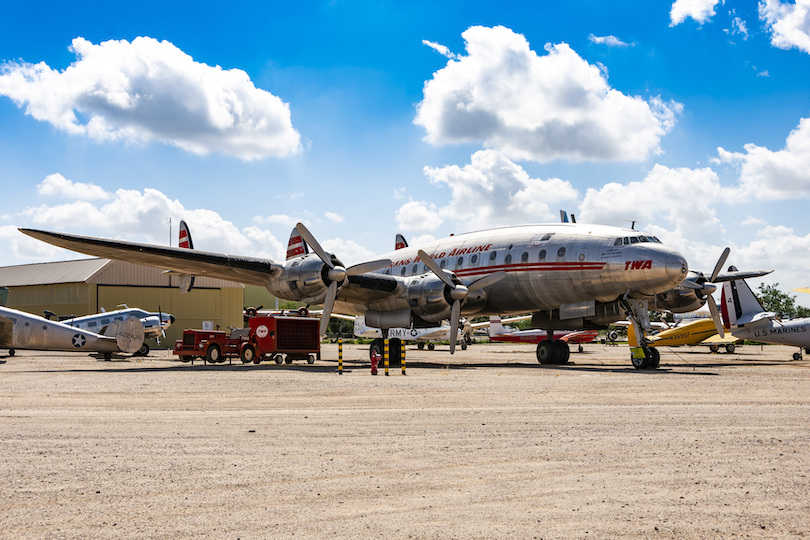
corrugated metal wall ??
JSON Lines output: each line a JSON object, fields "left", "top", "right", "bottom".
{"left": 7, "top": 283, "right": 94, "bottom": 318}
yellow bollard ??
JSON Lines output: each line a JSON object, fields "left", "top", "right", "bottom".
{"left": 338, "top": 338, "right": 343, "bottom": 374}
{"left": 401, "top": 340, "right": 406, "bottom": 375}
{"left": 384, "top": 338, "right": 389, "bottom": 376}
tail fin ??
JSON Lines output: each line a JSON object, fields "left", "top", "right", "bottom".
{"left": 395, "top": 234, "right": 408, "bottom": 250}
{"left": 287, "top": 227, "right": 309, "bottom": 260}
{"left": 489, "top": 315, "right": 506, "bottom": 336}
{"left": 560, "top": 210, "right": 569, "bottom": 223}
{"left": 720, "top": 271, "right": 769, "bottom": 327}
{"left": 179, "top": 220, "right": 194, "bottom": 249}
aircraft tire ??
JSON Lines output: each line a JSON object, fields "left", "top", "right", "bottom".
{"left": 631, "top": 352, "right": 651, "bottom": 370}
{"left": 648, "top": 347, "right": 660, "bottom": 369}
{"left": 240, "top": 344, "right": 255, "bottom": 364}
{"left": 461, "top": 342, "right": 468, "bottom": 351}
{"left": 417, "top": 342, "right": 425, "bottom": 350}
{"left": 725, "top": 344, "right": 736, "bottom": 354}
{"left": 709, "top": 345, "right": 719, "bottom": 353}
{"left": 554, "top": 340, "right": 570, "bottom": 364}
{"left": 793, "top": 352, "right": 802, "bottom": 361}
{"left": 206, "top": 345, "right": 221, "bottom": 363}
{"left": 135, "top": 343, "right": 150, "bottom": 357}
{"left": 536, "top": 340, "right": 555, "bottom": 364}
{"left": 427, "top": 343, "right": 435, "bottom": 351}
{"left": 8, "top": 348, "right": 14, "bottom": 357}
{"left": 370, "top": 339, "right": 383, "bottom": 360}
{"left": 104, "top": 353, "right": 112, "bottom": 361}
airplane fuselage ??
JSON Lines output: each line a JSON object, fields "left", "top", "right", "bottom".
{"left": 730, "top": 318, "right": 810, "bottom": 348}
{"left": 327, "top": 223, "right": 687, "bottom": 321}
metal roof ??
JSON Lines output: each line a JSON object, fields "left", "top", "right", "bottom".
{"left": 0, "top": 259, "right": 112, "bottom": 287}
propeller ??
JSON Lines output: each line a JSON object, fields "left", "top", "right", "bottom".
{"left": 681, "top": 248, "right": 729, "bottom": 338}
{"left": 418, "top": 249, "right": 506, "bottom": 354}
{"left": 295, "top": 223, "right": 391, "bottom": 335}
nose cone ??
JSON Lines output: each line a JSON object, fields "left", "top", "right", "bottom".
{"left": 665, "top": 252, "right": 688, "bottom": 285}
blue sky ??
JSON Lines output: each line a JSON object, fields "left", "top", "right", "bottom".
{"left": 2, "top": 0, "right": 810, "bottom": 303}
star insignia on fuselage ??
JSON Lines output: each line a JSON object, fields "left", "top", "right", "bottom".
{"left": 72, "top": 334, "right": 86, "bottom": 348}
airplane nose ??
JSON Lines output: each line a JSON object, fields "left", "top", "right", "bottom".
{"left": 665, "top": 252, "right": 688, "bottom": 285}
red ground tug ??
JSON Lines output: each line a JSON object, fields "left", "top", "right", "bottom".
{"left": 173, "top": 315, "right": 321, "bottom": 365}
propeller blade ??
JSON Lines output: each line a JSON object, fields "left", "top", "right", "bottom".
{"left": 320, "top": 281, "right": 338, "bottom": 336}
{"left": 678, "top": 279, "right": 704, "bottom": 290}
{"left": 418, "top": 250, "right": 455, "bottom": 288}
{"left": 714, "top": 269, "right": 773, "bottom": 282}
{"left": 296, "top": 222, "right": 334, "bottom": 269}
{"left": 468, "top": 271, "right": 506, "bottom": 292}
{"left": 710, "top": 247, "right": 730, "bottom": 283}
{"left": 707, "top": 295, "right": 725, "bottom": 339}
{"left": 449, "top": 300, "right": 461, "bottom": 355}
{"left": 347, "top": 258, "right": 393, "bottom": 276}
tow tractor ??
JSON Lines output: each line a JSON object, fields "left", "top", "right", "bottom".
{"left": 173, "top": 315, "right": 321, "bottom": 365}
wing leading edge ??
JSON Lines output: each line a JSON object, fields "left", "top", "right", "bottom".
{"left": 19, "top": 229, "right": 283, "bottom": 287}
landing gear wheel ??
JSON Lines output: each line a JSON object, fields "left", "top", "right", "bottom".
{"left": 240, "top": 345, "right": 255, "bottom": 364}
{"left": 417, "top": 342, "right": 425, "bottom": 350}
{"left": 631, "top": 347, "right": 658, "bottom": 370}
{"left": 554, "top": 340, "right": 570, "bottom": 364}
{"left": 427, "top": 343, "right": 435, "bottom": 351}
{"left": 298, "top": 307, "right": 309, "bottom": 317}
{"left": 370, "top": 339, "right": 383, "bottom": 360}
{"left": 206, "top": 345, "right": 221, "bottom": 363}
{"left": 135, "top": 343, "right": 150, "bottom": 356}
{"left": 793, "top": 352, "right": 802, "bottom": 361}
{"left": 461, "top": 342, "right": 468, "bottom": 351}
{"left": 536, "top": 340, "right": 555, "bottom": 364}
{"left": 8, "top": 348, "right": 15, "bottom": 357}
{"left": 273, "top": 354, "right": 283, "bottom": 364}
{"left": 648, "top": 347, "right": 660, "bottom": 369}
{"left": 709, "top": 345, "right": 719, "bottom": 353}
{"left": 725, "top": 344, "right": 736, "bottom": 354}
{"left": 103, "top": 353, "right": 112, "bottom": 361}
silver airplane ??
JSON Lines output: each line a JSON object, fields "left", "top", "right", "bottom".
{"left": 0, "top": 305, "right": 145, "bottom": 360}
{"left": 45, "top": 306, "right": 175, "bottom": 357}
{"left": 721, "top": 266, "right": 810, "bottom": 361}
{"left": 20, "top": 222, "right": 754, "bottom": 369}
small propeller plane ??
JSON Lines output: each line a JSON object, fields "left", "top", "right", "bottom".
{"left": 722, "top": 267, "right": 810, "bottom": 360}
{"left": 0, "top": 305, "right": 145, "bottom": 360}
{"left": 487, "top": 315, "right": 598, "bottom": 354}
{"left": 45, "top": 306, "right": 175, "bottom": 356}
{"left": 626, "top": 317, "right": 740, "bottom": 354}
{"left": 20, "top": 220, "right": 769, "bottom": 369}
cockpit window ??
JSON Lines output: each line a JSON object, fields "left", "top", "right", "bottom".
{"left": 614, "top": 238, "right": 623, "bottom": 246}
{"left": 541, "top": 233, "right": 554, "bottom": 241}
{"left": 630, "top": 237, "right": 639, "bottom": 244}
{"left": 639, "top": 236, "right": 649, "bottom": 242}
{"left": 623, "top": 237, "right": 629, "bottom": 245}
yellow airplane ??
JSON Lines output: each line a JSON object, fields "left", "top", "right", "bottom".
{"left": 628, "top": 318, "right": 740, "bottom": 353}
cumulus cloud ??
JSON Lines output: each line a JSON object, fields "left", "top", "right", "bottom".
{"left": 588, "top": 34, "right": 633, "bottom": 47}
{"left": 715, "top": 115, "right": 810, "bottom": 199}
{"left": 321, "top": 238, "right": 379, "bottom": 266}
{"left": 397, "top": 150, "right": 578, "bottom": 233}
{"left": 37, "top": 173, "right": 112, "bottom": 201}
{"left": 325, "top": 212, "right": 344, "bottom": 223}
{"left": 760, "top": 0, "right": 810, "bottom": 53}
{"left": 422, "top": 40, "right": 460, "bottom": 60}
{"left": 0, "top": 37, "right": 301, "bottom": 160}
{"left": 415, "top": 26, "right": 681, "bottom": 163}
{"left": 670, "top": 0, "right": 722, "bottom": 26}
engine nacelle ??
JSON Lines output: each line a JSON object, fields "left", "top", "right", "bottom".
{"left": 268, "top": 254, "right": 345, "bottom": 303}
{"left": 653, "top": 272, "right": 707, "bottom": 313}
{"left": 406, "top": 274, "right": 453, "bottom": 323}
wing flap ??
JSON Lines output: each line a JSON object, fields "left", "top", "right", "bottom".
{"left": 20, "top": 229, "right": 282, "bottom": 287}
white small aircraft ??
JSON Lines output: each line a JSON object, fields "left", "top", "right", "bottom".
{"left": 45, "top": 306, "right": 175, "bottom": 356}
{"left": 722, "top": 267, "right": 810, "bottom": 360}
{"left": 0, "top": 305, "right": 145, "bottom": 360}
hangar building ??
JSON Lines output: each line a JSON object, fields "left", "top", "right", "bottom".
{"left": 0, "top": 258, "right": 245, "bottom": 347}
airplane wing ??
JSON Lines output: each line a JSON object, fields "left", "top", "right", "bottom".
{"left": 0, "top": 315, "right": 12, "bottom": 347}
{"left": 19, "top": 229, "right": 283, "bottom": 287}
{"left": 700, "top": 334, "right": 740, "bottom": 345}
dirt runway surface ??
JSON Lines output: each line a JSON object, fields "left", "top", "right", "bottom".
{"left": 1, "top": 342, "right": 809, "bottom": 539}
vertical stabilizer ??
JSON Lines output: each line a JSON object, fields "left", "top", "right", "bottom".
{"left": 721, "top": 276, "right": 766, "bottom": 327}
{"left": 395, "top": 234, "right": 408, "bottom": 250}
{"left": 489, "top": 315, "right": 506, "bottom": 336}
{"left": 287, "top": 227, "right": 309, "bottom": 260}
{"left": 179, "top": 220, "right": 194, "bottom": 249}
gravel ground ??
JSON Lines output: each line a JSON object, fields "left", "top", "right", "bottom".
{"left": 1, "top": 342, "right": 808, "bottom": 539}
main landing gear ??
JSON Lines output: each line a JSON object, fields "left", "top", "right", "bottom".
{"left": 536, "top": 339, "right": 570, "bottom": 365}
{"left": 620, "top": 297, "right": 660, "bottom": 371}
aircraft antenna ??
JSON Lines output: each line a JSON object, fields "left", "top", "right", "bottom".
{"left": 619, "top": 218, "right": 637, "bottom": 230}
{"left": 168, "top": 218, "right": 172, "bottom": 246}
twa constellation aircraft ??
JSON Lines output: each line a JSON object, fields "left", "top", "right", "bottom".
{"left": 20, "top": 222, "right": 751, "bottom": 369}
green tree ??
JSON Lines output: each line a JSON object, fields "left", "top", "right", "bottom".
{"left": 757, "top": 283, "right": 810, "bottom": 319}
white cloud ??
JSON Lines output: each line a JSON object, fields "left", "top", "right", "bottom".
{"left": 255, "top": 214, "right": 307, "bottom": 228}
{"left": 397, "top": 150, "right": 578, "bottom": 233}
{"left": 422, "top": 40, "right": 460, "bottom": 60}
{"left": 325, "top": 212, "right": 344, "bottom": 223}
{"left": 740, "top": 215, "right": 767, "bottom": 226}
{"left": 321, "top": 238, "right": 378, "bottom": 266}
{"left": 579, "top": 164, "right": 728, "bottom": 244}
{"left": 670, "top": 0, "right": 722, "bottom": 26}
{"left": 395, "top": 200, "right": 444, "bottom": 232}
{"left": 726, "top": 16, "right": 749, "bottom": 39}
{"left": 588, "top": 34, "right": 633, "bottom": 47}
{"left": 415, "top": 26, "right": 681, "bottom": 163}
{"left": 36, "top": 173, "right": 112, "bottom": 201}
{"left": 760, "top": 0, "right": 810, "bottom": 53}
{"left": 715, "top": 115, "right": 810, "bottom": 199}
{"left": 0, "top": 37, "right": 301, "bottom": 160}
